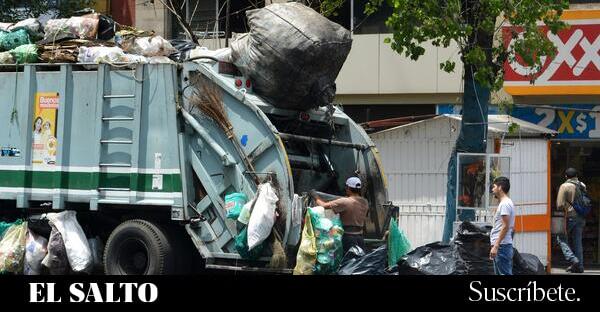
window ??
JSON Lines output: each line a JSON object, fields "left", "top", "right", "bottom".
{"left": 173, "top": 0, "right": 265, "bottom": 39}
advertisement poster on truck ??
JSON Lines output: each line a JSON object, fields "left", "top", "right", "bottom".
{"left": 32, "top": 92, "right": 59, "bottom": 167}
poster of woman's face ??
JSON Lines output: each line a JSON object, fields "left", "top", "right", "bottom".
{"left": 33, "top": 117, "right": 43, "bottom": 133}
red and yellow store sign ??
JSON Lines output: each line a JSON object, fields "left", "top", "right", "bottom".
{"left": 503, "top": 10, "right": 600, "bottom": 95}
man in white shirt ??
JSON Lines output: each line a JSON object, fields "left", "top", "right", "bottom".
{"left": 489, "top": 176, "right": 516, "bottom": 275}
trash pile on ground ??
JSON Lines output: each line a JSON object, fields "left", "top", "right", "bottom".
{"left": 396, "top": 221, "right": 546, "bottom": 275}
{"left": 0, "top": 13, "right": 179, "bottom": 66}
{"left": 336, "top": 218, "right": 411, "bottom": 275}
{"left": 0, "top": 211, "right": 103, "bottom": 275}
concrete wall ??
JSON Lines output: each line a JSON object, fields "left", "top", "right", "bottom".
{"left": 334, "top": 34, "right": 464, "bottom": 105}
{"left": 135, "top": 1, "right": 171, "bottom": 38}
{"left": 570, "top": 2, "right": 600, "bottom": 10}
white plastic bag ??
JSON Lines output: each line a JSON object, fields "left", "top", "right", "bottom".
{"left": 123, "top": 53, "right": 148, "bottom": 64}
{"left": 0, "top": 51, "right": 14, "bottom": 64}
{"left": 147, "top": 56, "right": 175, "bottom": 64}
{"left": 44, "top": 15, "right": 99, "bottom": 41}
{"left": 78, "top": 46, "right": 128, "bottom": 64}
{"left": 287, "top": 194, "right": 303, "bottom": 246}
{"left": 0, "top": 23, "right": 13, "bottom": 32}
{"left": 247, "top": 183, "right": 278, "bottom": 250}
{"left": 10, "top": 18, "right": 43, "bottom": 38}
{"left": 46, "top": 211, "right": 92, "bottom": 273}
{"left": 121, "top": 35, "right": 176, "bottom": 57}
{"left": 188, "top": 47, "right": 232, "bottom": 62}
{"left": 24, "top": 230, "right": 48, "bottom": 275}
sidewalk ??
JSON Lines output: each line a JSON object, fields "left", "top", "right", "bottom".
{"left": 551, "top": 267, "right": 600, "bottom": 275}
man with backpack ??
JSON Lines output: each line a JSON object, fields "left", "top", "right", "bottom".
{"left": 556, "top": 168, "right": 591, "bottom": 273}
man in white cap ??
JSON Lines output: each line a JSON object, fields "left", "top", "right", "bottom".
{"left": 314, "top": 176, "right": 369, "bottom": 253}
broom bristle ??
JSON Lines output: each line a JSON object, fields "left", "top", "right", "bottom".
{"left": 189, "top": 74, "right": 232, "bottom": 133}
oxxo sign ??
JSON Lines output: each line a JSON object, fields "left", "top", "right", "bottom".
{"left": 503, "top": 10, "right": 600, "bottom": 95}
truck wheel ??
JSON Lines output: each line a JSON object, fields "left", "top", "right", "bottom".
{"left": 104, "top": 219, "right": 175, "bottom": 275}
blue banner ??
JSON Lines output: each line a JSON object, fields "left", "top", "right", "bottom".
{"left": 437, "top": 104, "right": 600, "bottom": 139}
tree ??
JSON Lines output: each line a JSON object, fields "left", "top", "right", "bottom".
{"left": 0, "top": 0, "right": 96, "bottom": 23}
{"left": 322, "top": 0, "right": 568, "bottom": 242}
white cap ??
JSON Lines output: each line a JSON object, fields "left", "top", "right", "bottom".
{"left": 346, "top": 177, "right": 362, "bottom": 189}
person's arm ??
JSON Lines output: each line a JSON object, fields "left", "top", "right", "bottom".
{"left": 490, "top": 215, "right": 510, "bottom": 259}
{"left": 557, "top": 184, "right": 572, "bottom": 234}
{"left": 557, "top": 184, "right": 569, "bottom": 212}
{"left": 315, "top": 197, "right": 330, "bottom": 209}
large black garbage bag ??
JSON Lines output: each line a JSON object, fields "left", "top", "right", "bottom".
{"left": 397, "top": 242, "right": 467, "bottom": 275}
{"left": 339, "top": 246, "right": 366, "bottom": 264}
{"left": 453, "top": 222, "right": 495, "bottom": 275}
{"left": 513, "top": 248, "right": 546, "bottom": 275}
{"left": 230, "top": 2, "right": 352, "bottom": 111}
{"left": 337, "top": 245, "right": 388, "bottom": 275}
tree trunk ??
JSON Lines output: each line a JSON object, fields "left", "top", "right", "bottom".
{"left": 442, "top": 64, "right": 490, "bottom": 243}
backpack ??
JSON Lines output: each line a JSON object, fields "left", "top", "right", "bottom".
{"left": 568, "top": 181, "right": 592, "bottom": 217}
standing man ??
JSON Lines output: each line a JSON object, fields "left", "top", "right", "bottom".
{"left": 489, "top": 176, "right": 516, "bottom": 275}
{"left": 314, "top": 177, "right": 369, "bottom": 254}
{"left": 556, "top": 167, "right": 586, "bottom": 273}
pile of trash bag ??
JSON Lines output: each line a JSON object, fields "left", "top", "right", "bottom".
{"left": 233, "top": 182, "right": 284, "bottom": 263}
{"left": 0, "top": 211, "right": 103, "bottom": 275}
{"left": 310, "top": 207, "right": 344, "bottom": 274}
{"left": 453, "top": 222, "right": 495, "bottom": 274}
{"left": 396, "top": 221, "right": 547, "bottom": 275}
{"left": 338, "top": 246, "right": 391, "bottom": 275}
{"left": 0, "top": 12, "right": 177, "bottom": 66}
{"left": 2, "top": 3, "right": 354, "bottom": 113}
{"left": 396, "top": 242, "right": 467, "bottom": 275}
{"left": 293, "top": 206, "right": 345, "bottom": 275}
{"left": 336, "top": 218, "right": 411, "bottom": 275}
{"left": 231, "top": 2, "right": 352, "bottom": 110}
{"left": 513, "top": 248, "right": 546, "bottom": 275}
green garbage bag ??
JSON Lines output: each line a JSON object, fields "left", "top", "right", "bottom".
{"left": 11, "top": 44, "right": 38, "bottom": 64}
{"left": 388, "top": 218, "right": 411, "bottom": 267}
{"left": 0, "top": 29, "right": 31, "bottom": 51}
{"left": 0, "top": 219, "right": 22, "bottom": 240}
{"left": 235, "top": 226, "right": 264, "bottom": 260}
{"left": 308, "top": 208, "right": 344, "bottom": 275}
{"left": 225, "top": 192, "right": 248, "bottom": 220}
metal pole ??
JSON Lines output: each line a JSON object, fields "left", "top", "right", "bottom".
{"left": 225, "top": 0, "right": 230, "bottom": 47}
{"left": 186, "top": 0, "right": 191, "bottom": 26}
{"left": 350, "top": 0, "right": 354, "bottom": 34}
{"left": 216, "top": 0, "right": 220, "bottom": 48}
{"left": 278, "top": 133, "right": 369, "bottom": 150}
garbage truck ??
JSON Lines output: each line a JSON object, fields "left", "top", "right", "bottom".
{"left": 0, "top": 60, "right": 390, "bottom": 274}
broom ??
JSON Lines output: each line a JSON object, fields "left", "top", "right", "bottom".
{"left": 189, "top": 74, "right": 259, "bottom": 184}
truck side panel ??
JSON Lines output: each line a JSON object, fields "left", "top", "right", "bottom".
{"left": 0, "top": 64, "right": 183, "bottom": 211}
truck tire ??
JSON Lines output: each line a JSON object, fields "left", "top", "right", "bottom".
{"left": 104, "top": 219, "right": 175, "bottom": 275}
